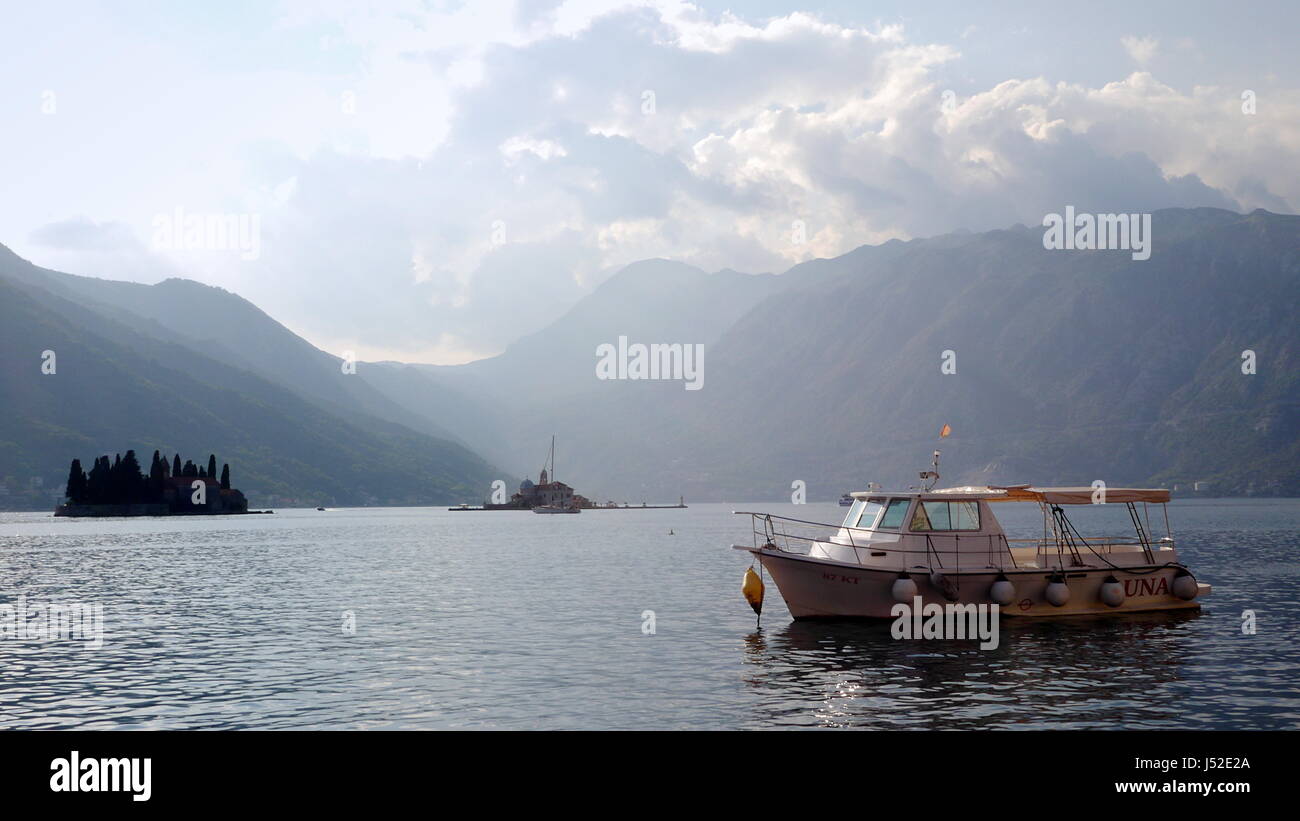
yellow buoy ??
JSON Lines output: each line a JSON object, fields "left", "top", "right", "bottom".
{"left": 742, "top": 566, "right": 765, "bottom": 615}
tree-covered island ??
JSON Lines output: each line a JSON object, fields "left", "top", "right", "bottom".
{"left": 56, "top": 449, "right": 249, "bottom": 516}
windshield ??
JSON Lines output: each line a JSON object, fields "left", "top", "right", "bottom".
{"left": 842, "top": 498, "right": 885, "bottom": 529}
{"left": 877, "top": 498, "right": 911, "bottom": 529}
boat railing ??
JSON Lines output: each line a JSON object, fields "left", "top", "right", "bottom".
{"left": 734, "top": 511, "right": 1024, "bottom": 568}
{"left": 734, "top": 512, "right": 1171, "bottom": 569}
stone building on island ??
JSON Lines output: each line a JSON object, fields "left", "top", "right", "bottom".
{"left": 489, "top": 466, "right": 590, "bottom": 510}
{"left": 486, "top": 440, "right": 593, "bottom": 510}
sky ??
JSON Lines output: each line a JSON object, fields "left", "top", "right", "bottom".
{"left": 2, "top": 1, "right": 1297, "bottom": 363}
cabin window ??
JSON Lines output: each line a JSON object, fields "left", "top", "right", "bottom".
{"left": 952, "top": 501, "right": 980, "bottom": 530}
{"left": 842, "top": 500, "right": 864, "bottom": 527}
{"left": 909, "top": 500, "right": 981, "bottom": 531}
{"left": 854, "top": 500, "right": 883, "bottom": 529}
{"left": 877, "top": 498, "right": 911, "bottom": 529}
{"left": 909, "top": 503, "right": 934, "bottom": 531}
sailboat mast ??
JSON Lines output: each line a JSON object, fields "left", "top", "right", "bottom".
{"left": 550, "top": 435, "right": 556, "bottom": 482}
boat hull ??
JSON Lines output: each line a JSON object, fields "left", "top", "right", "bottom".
{"left": 750, "top": 549, "right": 1208, "bottom": 619}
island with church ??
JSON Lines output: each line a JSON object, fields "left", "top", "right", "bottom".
{"left": 54, "top": 449, "right": 253, "bottom": 516}
{"left": 448, "top": 436, "right": 687, "bottom": 512}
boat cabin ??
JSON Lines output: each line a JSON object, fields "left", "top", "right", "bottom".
{"left": 801, "top": 485, "right": 1177, "bottom": 572}
{"left": 733, "top": 481, "right": 1202, "bottom": 618}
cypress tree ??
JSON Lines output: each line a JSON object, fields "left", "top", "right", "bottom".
{"left": 207, "top": 454, "right": 217, "bottom": 481}
{"left": 173, "top": 453, "right": 182, "bottom": 476}
{"left": 109, "top": 454, "right": 123, "bottom": 503}
{"left": 149, "top": 450, "right": 165, "bottom": 500}
{"left": 84, "top": 458, "right": 96, "bottom": 504}
{"left": 104, "top": 455, "right": 116, "bottom": 501}
{"left": 121, "top": 450, "right": 143, "bottom": 503}
{"left": 86, "top": 456, "right": 106, "bottom": 504}
{"left": 65, "top": 459, "right": 87, "bottom": 504}
{"left": 220, "top": 463, "right": 230, "bottom": 490}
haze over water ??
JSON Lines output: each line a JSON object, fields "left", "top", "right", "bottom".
{"left": 1, "top": 500, "right": 1296, "bottom": 730}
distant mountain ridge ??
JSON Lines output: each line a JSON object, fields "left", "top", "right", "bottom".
{"left": 365, "top": 207, "right": 1298, "bottom": 501}
{"left": 0, "top": 252, "right": 473, "bottom": 446}
{"left": 371, "top": 259, "right": 788, "bottom": 471}
{"left": 0, "top": 249, "right": 503, "bottom": 509}
{"left": 1, "top": 206, "right": 1294, "bottom": 509}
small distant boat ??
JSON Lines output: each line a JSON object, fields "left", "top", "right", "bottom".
{"left": 316, "top": 507, "right": 326, "bottom": 511}
{"left": 838, "top": 494, "right": 853, "bottom": 506}
{"left": 534, "top": 505, "right": 580, "bottom": 514}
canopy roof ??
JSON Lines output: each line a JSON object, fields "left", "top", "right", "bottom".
{"left": 933, "top": 484, "right": 1170, "bottom": 504}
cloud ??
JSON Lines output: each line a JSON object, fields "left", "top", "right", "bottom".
{"left": 225, "top": 9, "right": 1298, "bottom": 361}
{"left": 1121, "top": 35, "right": 1159, "bottom": 66}
{"left": 11, "top": 4, "right": 1299, "bottom": 363}
{"left": 28, "top": 217, "right": 176, "bottom": 282}
{"left": 30, "top": 216, "right": 142, "bottom": 252}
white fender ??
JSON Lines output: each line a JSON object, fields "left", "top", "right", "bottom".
{"left": 1045, "top": 578, "right": 1070, "bottom": 607}
{"left": 891, "top": 574, "right": 918, "bottom": 603}
{"left": 1172, "top": 572, "right": 1198, "bottom": 601}
{"left": 989, "top": 576, "right": 1016, "bottom": 606}
{"left": 1099, "top": 576, "right": 1125, "bottom": 608}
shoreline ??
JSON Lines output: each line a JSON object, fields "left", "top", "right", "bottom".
{"left": 52, "top": 505, "right": 273, "bottom": 517}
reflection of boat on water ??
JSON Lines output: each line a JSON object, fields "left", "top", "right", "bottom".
{"left": 734, "top": 451, "right": 1210, "bottom": 620}
{"left": 838, "top": 494, "right": 853, "bottom": 506}
{"left": 738, "top": 611, "right": 1200, "bottom": 728}
{"left": 533, "top": 505, "right": 580, "bottom": 514}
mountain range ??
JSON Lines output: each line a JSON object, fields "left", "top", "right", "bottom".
{"left": 0, "top": 245, "right": 500, "bottom": 509}
{"left": 1, "top": 207, "right": 1295, "bottom": 510}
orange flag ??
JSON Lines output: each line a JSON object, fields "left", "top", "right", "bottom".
{"left": 939, "top": 424, "right": 952, "bottom": 439}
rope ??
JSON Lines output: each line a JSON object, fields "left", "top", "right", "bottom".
{"left": 1050, "top": 505, "right": 1187, "bottom": 577}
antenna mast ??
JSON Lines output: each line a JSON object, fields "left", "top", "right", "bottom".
{"left": 919, "top": 450, "right": 941, "bottom": 490}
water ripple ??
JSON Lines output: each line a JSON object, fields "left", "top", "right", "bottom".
{"left": 0, "top": 500, "right": 1297, "bottom": 729}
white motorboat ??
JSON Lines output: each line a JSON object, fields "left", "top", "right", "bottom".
{"left": 734, "top": 462, "right": 1210, "bottom": 619}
